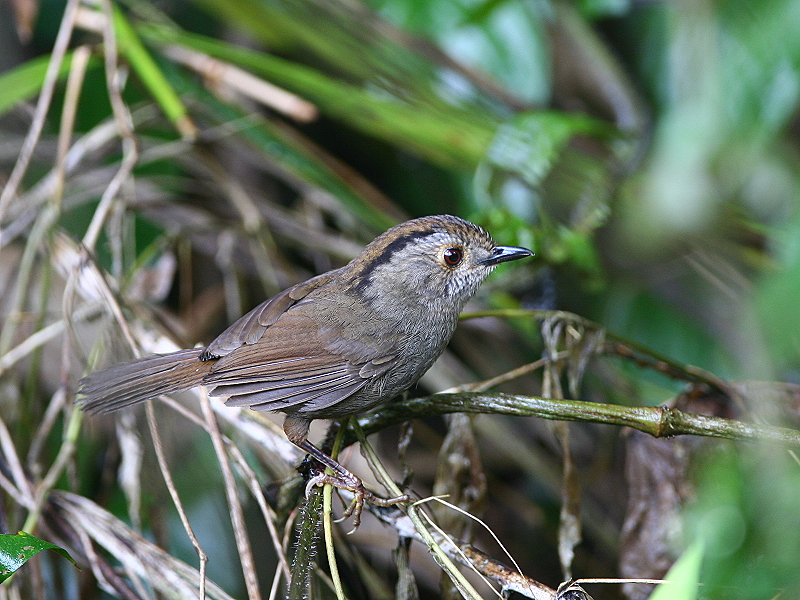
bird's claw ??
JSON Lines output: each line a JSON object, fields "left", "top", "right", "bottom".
{"left": 305, "top": 472, "right": 408, "bottom": 531}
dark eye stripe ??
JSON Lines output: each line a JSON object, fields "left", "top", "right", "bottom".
{"left": 353, "top": 229, "right": 434, "bottom": 293}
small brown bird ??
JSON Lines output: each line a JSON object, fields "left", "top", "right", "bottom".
{"left": 78, "top": 215, "right": 532, "bottom": 522}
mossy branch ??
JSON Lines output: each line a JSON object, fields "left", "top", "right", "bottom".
{"left": 288, "top": 488, "right": 322, "bottom": 600}
{"left": 353, "top": 392, "right": 800, "bottom": 448}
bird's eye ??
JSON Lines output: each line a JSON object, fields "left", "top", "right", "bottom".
{"left": 442, "top": 247, "right": 463, "bottom": 267}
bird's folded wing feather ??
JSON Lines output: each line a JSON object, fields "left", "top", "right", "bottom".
{"left": 201, "top": 270, "right": 340, "bottom": 359}
{"left": 203, "top": 304, "right": 397, "bottom": 413}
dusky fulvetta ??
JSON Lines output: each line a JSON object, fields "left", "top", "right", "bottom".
{"left": 78, "top": 215, "right": 533, "bottom": 523}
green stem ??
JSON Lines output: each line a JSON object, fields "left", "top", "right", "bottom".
{"left": 288, "top": 484, "right": 322, "bottom": 600}
{"left": 353, "top": 393, "right": 800, "bottom": 448}
{"left": 22, "top": 404, "right": 83, "bottom": 534}
{"left": 323, "top": 425, "right": 346, "bottom": 600}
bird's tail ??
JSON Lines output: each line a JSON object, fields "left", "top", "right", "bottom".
{"left": 77, "top": 348, "right": 212, "bottom": 414}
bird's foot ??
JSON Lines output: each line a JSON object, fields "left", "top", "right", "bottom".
{"left": 305, "top": 470, "right": 409, "bottom": 530}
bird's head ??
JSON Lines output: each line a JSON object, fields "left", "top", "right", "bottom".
{"left": 347, "top": 215, "right": 532, "bottom": 312}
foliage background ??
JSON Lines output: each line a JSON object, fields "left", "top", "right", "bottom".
{"left": 1, "top": 0, "right": 800, "bottom": 598}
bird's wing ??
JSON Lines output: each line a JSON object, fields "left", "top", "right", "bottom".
{"left": 203, "top": 303, "right": 397, "bottom": 414}
{"left": 200, "top": 269, "right": 341, "bottom": 360}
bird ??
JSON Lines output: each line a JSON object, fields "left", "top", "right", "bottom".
{"left": 77, "top": 215, "right": 532, "bottom": 524}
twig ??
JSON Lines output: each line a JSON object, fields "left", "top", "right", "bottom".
{"left": 440, "top": 355, "right": 558, "bottom": 394}
{"left": 352, "top": 494, "right": 558, "bottom": 600}
{"left": 461, "top": 545, "right": 556, "bottom": 600}
{"left": 461, "top": 309, "right": 732, "bottom": 396}
{"left": 82, "top": 0, "right": 139, "bottom": 252}
{"left": 160, "top": 44, "right": 317, "bottom": 122}
{"left": 199, "top": 392, "right": 262, "bottom": 600}
{"left": 421, "top": 496, "right": 529, "bottom": 590}
{"left": 145, "top": 402, "right": 209, "bottom": 599}
{"left": 0, "top": 0, "right": 81, "bottom": 219}
{"left": 352, "top": 421, "right": 485, "bottom": 600}
{"left": 415, "top": 508, "right": 502, "bottom": 598}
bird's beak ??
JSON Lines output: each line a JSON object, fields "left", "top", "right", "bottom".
{"left": 479, "top": 246, "right": 533, "bottom": 266}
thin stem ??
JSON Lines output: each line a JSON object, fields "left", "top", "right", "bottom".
{"left": 440, "top": 355, "right": 559, "bottom": 394}
{"left": 52, "top": 44, "right": 93, "bottom": 211}
{"left": 289, "top": 485, "right": 322, "bottom": 600}
{"left": 200, "top": 393, "right": 261, "bottom": 600}
{"left": 460, "top": 309, "right": 731, "bottom": 394}
{"left": 159, "top": 395, "right": 293, "bottom": 583}
{"left": 0, "top": 0, "right": 81, "bottom": 219}
{"left": 82, "top": 0, "right": 139, "bottom": 252}
{"left": 352, "top": 421, "right": 485, "bottom": 600}
{"left": 22, "top": 394, "right": 82, "bottom": 535}
{"left": 146, "top": 402, "right": 209, "bottom": 599}
{"left": 323, "top": 425, "right": 346, "bottom": 600}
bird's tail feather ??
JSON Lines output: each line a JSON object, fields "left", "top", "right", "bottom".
{"left": 77, "top": 348, "right": 211, "bottom": 414}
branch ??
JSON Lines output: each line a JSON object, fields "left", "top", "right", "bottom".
{"left": 357, "top": 502, "right": 586, "bottom": 600}
{"left": 353, "top": 392, "right": 800, "bottom": 447}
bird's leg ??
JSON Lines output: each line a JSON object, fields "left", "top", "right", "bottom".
{"left": 297, "top": 439, "right": 409, "bottom": 529}
{"left": 319, "top": 420, "right": 341, "bottom": 455}
{"left": 284, "top": 415, "right": 408, "bottom": 528}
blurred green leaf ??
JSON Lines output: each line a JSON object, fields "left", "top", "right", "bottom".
{"left": 577, "top": 0, "right": 630, "bottom": 19}
{"left": 110, "top": 5, "right": 197, "bottom": 139}
{"left": 483, "top": 111, "right": 610, "bottom": 190}
{"left": 649, "top": 540, "right": 703, "bottom": 600}
{"left": 685, "top": 447, "right": 800, "bottom": 599}
{"left": 716, "top": 0, "right": 800, "bottom": 135}
{"left": 0, "top": 51, "right": 100, "bottom": 117}
{"left": 185, "top": 0, "right": 463, "bottom": 103}
{"left": 372, "top": 0, "right": 552, "bottom": 105}
{"left": 757, "top": 258, "right": 800, "bottom": 372}
{"left": 0, "top": 532, "right": 77, "bottom": 583}
{"left": 602, "top": 287, "right": 734, "bottom": 386}
{"left": 475, "top": 111, "right": 616, "bottom": 226}
{"left": 755, "top": 210, "right": 800, "bottom": 374}
{"left": 140, "top": 23, "right": 498, "bottom": 168}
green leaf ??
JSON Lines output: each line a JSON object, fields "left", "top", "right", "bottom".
{"left": 475, "top": 110, "right": 615, "bottom": 223}
{"left": 110, "top": 5, "right": 196, "bottom": 139}
{"left": 0, "top": 52, "right": 100, "bottom": 118}
{"left": 0, "top": 532, "right": 77, "bottom": 583}
{"left": 138, "top": 24, "right": 498, "bottom": 168}
{"left": 484, "top": 111, "right": 610, "bottom": 188}
{"left": 649, "top": 541, "right": 703, "bottom": 600}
